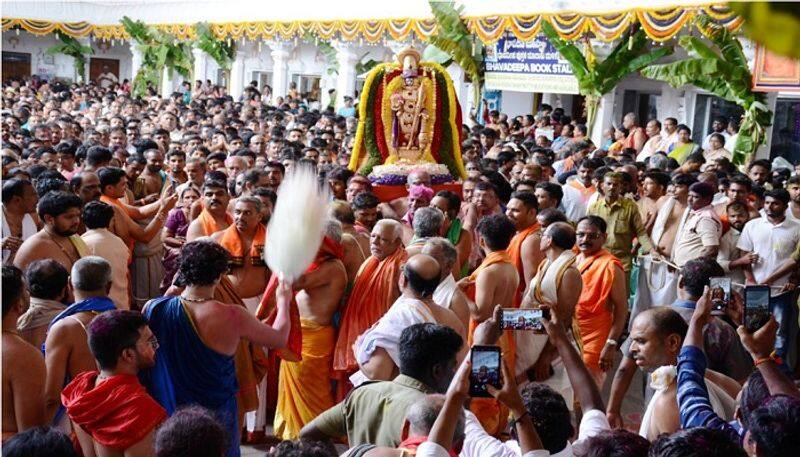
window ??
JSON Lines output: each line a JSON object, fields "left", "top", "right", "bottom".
{"left": 622, "top": 90, "right": 659, "bottom": 124}
{"left": 291, "top": 74, "right": 321, "bottom": 100}
{"left": 691, "top": 94, "right": 743, "bottom": 145}
{"left": 251, "top": 71, "right": 272, "bottom": 92}
{"left": 770, "top": 98, "right": 800, "bottom": 163}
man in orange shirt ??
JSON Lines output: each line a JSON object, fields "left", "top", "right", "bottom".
{"left": 574, "top": 216, "right": 627, "bottom": 387}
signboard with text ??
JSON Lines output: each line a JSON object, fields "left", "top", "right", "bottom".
{"left": 485, "top": 33, "right": 579, "bottom": 94}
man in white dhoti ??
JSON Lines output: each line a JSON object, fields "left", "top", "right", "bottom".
{"left": 518, "top": 222, "right": 582, "bottom": 408}
{"left": 423, "top": 237, "right": 470, "bottom": 328}
{"left": 351, "top": 254, "right": 466, "bottom": 386}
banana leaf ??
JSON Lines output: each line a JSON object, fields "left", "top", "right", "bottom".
{"left": 427, "top": 0, "right": 484, "bottom": 106}
{"left": 422, "top": 44, "right": 453, "bottom": 67}
{"left": 195, "top": 22, "right": 235, "bottom": 71}
{"left": 597, "top": 45, "right": 673, "bottom": 94}
{"left": 641, "top": 58, "right": 742, "bottom": 103}
{"left": 46, "top": 34, "right": 93, "bottom": 82}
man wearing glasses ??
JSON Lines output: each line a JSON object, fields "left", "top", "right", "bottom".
{"left": 574, "top": 216, "right": 628, "bottom": 387}
{"left": 61, "top": 309, "right": 167, "bottom": 456}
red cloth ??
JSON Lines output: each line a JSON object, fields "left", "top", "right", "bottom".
{"left": 61, "top": 371, "right": 166, "bottom": 451}
{"left": 256, "top": 236, "right": 344, "bottom": 362}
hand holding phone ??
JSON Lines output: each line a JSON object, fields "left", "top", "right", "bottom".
{"left": 744, "top": 285, "right": 771, "bottom": 333}
{"left": 709, "top": 277, "right": 731, "bottom": 315}
{"left": 469, "top": 346, "right": 502, "bottom": 398}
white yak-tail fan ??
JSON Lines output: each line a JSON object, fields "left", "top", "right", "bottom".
{"left": 265, "top": 164, "right": 330, "bottom": 282}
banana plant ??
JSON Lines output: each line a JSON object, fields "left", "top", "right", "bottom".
{"left": 46, "top": 33, "right": 93, "bottom": 83}
{"left": 542, "top": 21, "right": 673, "bottom": 132}
{"left": 195, "top": 22, "right": 236, "bottom": 72}
{"left": 424, "top": 0, "right": 484, "bottom": 107}
{"left": 122, "top": 16, "right": 193, "bottom": 97}
{"left": 641, "top": 15, "right": 772, "bottom": 165}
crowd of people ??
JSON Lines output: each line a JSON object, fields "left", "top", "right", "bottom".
{"left": 2, "top": 74, "right": 800, "bottom": 457}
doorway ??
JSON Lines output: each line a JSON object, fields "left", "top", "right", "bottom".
{"left": 2, "top": 52, "right": 31, "bottom": 82}
{"left": 89, "top": 58, "right": 120, "bottom": 85}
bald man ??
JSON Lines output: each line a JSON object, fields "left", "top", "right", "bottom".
{"left": 333, "top": 219, "right": 408, "bottom": 393}
{"left": 352, "top": 254, "right": 466, "bottom": 385}
{"left": 423, "top": 238, "right": 470, "bottom": 329}
{"left": 518, "top": 222, "right": 582, "bottom": 407}
{"left": 43, "top": 257, "right": 116, "bottom": 427}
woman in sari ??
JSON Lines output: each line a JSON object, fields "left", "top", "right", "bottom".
{"left": 668, "top": 124, "right": 702, "bottom": 164}
{"left": 703, "top": 132, "right": 732, "bottom": 162}
{"left": 159, "top": 186, "right": 200, "bottom": 292}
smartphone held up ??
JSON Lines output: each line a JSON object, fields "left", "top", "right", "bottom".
{"left": 744, "top": 285, "right": 771, "bottom": 333}
{"left": 501, "top": 308, "right": 549, "bottom": 333}
{"left": 469, "top": 346, "right": 502, "bottom": 398}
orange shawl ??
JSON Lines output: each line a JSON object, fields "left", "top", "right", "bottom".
{"left": 506, "top": 223, "right": 540, "bottom": 308}
{"left": 575, "top": 249, "right": 621, "bottom": 369}
{"left": 467, "top": 250, "right": 515, "bottom": 436}
{"left": 218, "top": 223, "right": 266, "bottom": 267}
{"left": 197, "top": 208, "right": 233, "bottom": 237}
{"left": 333, "top": 247, "right": 407, "bottom": 373}
{"left": 256, "top": 236, "right": 344, "bottom": 362}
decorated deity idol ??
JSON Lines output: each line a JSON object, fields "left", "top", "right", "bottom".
{"left": 349, "top": 47, "right": 466, "bottom": 186}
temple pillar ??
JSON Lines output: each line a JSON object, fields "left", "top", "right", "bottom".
{"left": 229, "top": 50, "right": 246, "bottom": 100}
{"left": 268, "top": 41, "right": 291, "bottom": 104}
{"left": 334, "top": 42, "right": 359, "bottom": 110}
{"left": 129, "top": 42, "right": 143, "bottom": 83}
{"left": 192, "top": 47, "right": 208, "bottom": 83}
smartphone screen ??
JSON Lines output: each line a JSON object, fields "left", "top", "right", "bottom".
{"left": 709, "top": 277, "right": 731, "bottom": 314}
{"left": 501, "top": 308, "right": 550, "bottom": 332}
{"left": 745, "top": 285, "right": 771, "bottom": 333}
{"left": 469, "top": 346, "right": 501, "bottom": 398}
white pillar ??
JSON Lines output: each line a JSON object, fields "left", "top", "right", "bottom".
{"left": 268, "top": 41, "right": 291, "bottom": 104}
{"left": 161, "top": 67, "right": 174, "bottom": 98}
{"left": 192, "top": 47, "right": 207, "bottom": 83}
{"left": 591, "top": 89, "right": 618, "bottom": 146}
{"left": 129, "top": 43, "right": 143, "bottom": 83}
{"left": 334, "top": 42, "right": 359, "bottom": 110}
{"left": 229, "top": 50, "right": 246, "bottom": 100}
{"left": 77, "top": 37, "right": 92, "bottom": 83}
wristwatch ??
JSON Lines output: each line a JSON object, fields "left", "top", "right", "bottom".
{"left": 605, "top": 339, "right": 619, "bottom": 348}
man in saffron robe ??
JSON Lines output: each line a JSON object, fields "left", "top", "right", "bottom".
{"left": 457, "top": 214, "right": 518, "bottom": 436}
{"left": 575, "top": 216, "right": 627, "bottom": 387}
{"left": 62, "top": 310, "right": 167, "bottom": 457}
{"left": 268, "top": 222, "right": 347, "bottom": 440}
{"left": 186, "top": 178, "right": 233, "bottom": 241}
{"left": 333, "top": 219, "right": 407, "bottom": 396}
{"left": 142, "top": 241, "right": 292, "bottom": 457}
{"left": 504, "top": 191, "right": 543, "bottom": 307}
